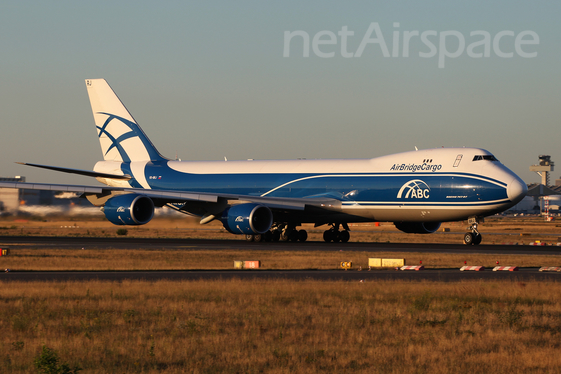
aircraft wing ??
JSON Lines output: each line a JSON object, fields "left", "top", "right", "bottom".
{"left": 0, "top": 181, "right": 341, "bottom": 213}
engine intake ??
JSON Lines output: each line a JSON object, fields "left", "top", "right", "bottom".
{"left": 394, "top": 222, "right": 441, "bottom": 234}
{"left": 221, "top": 203, "right": 273, "bottom": 235}
{"left": 103, "top": 194, "right": 154, "bottom": 225}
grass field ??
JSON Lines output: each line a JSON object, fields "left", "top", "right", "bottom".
{"left": 0, "top": 214, "right": 560, "bottom": 373}
{"left": 1, "top": 248, "right": 561, "bottom": 271}
{"left": 1, "top": 215, "right": 561, "bottom": 271}
{"left": 1, "top": 214, "right": 560, "bottom": 245}
{"left": 2, "top": 279, "right": 561, "bottom": 373}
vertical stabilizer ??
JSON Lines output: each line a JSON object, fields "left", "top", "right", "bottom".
{"left": 85, "top": 79, "right": 167, "bottom": 162}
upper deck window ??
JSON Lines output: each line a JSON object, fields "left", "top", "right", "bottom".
{"left": 472, "top": 155, "right": 499, "bottom": 162}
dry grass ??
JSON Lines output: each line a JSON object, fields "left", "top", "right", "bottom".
{"left": 1, "top": 215, "right": 560, "bottom": 373}
{"left": 1, "top": 215, "right": 561, "bottom": 271}
{"left": 1, "top": 248, "right": 561, "bottom": 271}
{"left": 2, "top": 279, "right": 561, "bottom": 373}
{"left": 1, "top": 215, "right": 561, "bottom": 245}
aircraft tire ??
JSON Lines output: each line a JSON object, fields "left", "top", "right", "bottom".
{"left": 332, "top": 232, "right": 340, "bottom": 243}
{"left": 473, "top": 233, "right": 482, "bottom": 245}
{"left": 338, "top": 230, "right": 350, "bottom": 243}
{"left": 264, "top": 231, "right": 273, "bottom": 242}
{"left": 463, "top": 232, "right": 474, "bottom": 245}
{"left": 298, "top": 229, "right": 308, "bottom": 242}
{"left": 253, "top": 234, "right": 263, "bottom": 242}
{"left": 288, "top": 230, "right": 299, "bottom": 242}
{"left": 245, "top": 234, "right": 254, "bottom": 242}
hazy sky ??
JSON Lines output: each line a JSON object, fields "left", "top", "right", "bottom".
{"left": 1, "top": 1, "right": 559, "bottom": 185}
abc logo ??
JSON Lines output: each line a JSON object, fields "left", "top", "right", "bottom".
{"left": 397, "top": 180, "right": 430, "bottom": 199}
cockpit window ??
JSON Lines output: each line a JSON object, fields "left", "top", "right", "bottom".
{"left": 472, "top": 155, "right": 499, "bottom": 162}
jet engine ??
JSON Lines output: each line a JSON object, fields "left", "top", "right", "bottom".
{"left": 220, "top": 203, "right": 273, "bottom": 235}
{"left": 394, "top": 222, "right": 441, "bottom": 234}
{"left": 103, "top": 194, "right": 154, "bottom": 225}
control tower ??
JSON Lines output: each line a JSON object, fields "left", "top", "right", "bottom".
{"left": 530, "top": 155, "right": 554, "bottom": 186}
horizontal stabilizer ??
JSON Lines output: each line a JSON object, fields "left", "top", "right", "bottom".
{"left": 17, "top": 162, "right": 131, "bottom": 180}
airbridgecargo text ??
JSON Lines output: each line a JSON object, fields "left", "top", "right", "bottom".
{"left": 390, "top": 163, "right": 442, "bottom": 172}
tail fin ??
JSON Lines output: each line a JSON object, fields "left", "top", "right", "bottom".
{"left": 85, "top": 79, "right": 167, "bottom": 162}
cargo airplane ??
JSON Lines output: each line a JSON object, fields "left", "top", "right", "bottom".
{"left": 0, "top": 79, "right": 527, "bottom": 245}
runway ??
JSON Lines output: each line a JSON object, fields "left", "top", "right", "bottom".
{"left": 2, "top": 235, "right": 561, "bottom": 255}
{"left": 1, "top": 236, "right": 561, "bottom": 282}
{"left": 1, "top": 267, "right": 560, "bottom": 282}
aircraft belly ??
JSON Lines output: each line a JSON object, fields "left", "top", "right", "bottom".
{"left": 276, "top": 204, "right": 499, "bottom": 225}
{"left": 340, "top": 204, "right": 505, "bottom": 222}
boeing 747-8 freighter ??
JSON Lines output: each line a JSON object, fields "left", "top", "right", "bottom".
{"left": 0, "top": 79, "right": 527, "bottom": 245}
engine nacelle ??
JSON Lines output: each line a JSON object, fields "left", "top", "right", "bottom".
{"left": 103, "top": 194, "right": 154, "bottom": 225}
{"left": 221, "top": 203, "right": 273, "bottom": 235}
{"left": 394, "top": 222, "right": 441, "bottom": 234}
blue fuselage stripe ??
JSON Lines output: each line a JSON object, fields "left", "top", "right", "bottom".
{"left": 130, "top": 162, "right": 510, "bottom": 207}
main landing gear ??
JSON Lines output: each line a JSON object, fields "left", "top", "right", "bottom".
{"left": 245, "top": 224, "right": 308, "bottom": 242}
{"left": 463, "top": 217, "right": 482, "bottom": 245}
{"left": 323, "top": 223, "right": 350, "bottom": 243}
{"left": 244, "top": 223, "right": 352, "bottom": 243}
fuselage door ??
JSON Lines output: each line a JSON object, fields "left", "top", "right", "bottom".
{"left": 453, "top": 154, "right": 463, "bottom": 168}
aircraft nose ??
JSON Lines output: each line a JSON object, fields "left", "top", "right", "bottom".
{"left": 507, "top": 177, "right": 527, "bottom": 204}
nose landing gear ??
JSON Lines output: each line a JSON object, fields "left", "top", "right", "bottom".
{"left": 463, "top": 217, "right": 482, "bottom": 245}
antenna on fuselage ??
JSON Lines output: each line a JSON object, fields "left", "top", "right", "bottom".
{"left": 415, "top": 146, "right": 418, "bottom": 151}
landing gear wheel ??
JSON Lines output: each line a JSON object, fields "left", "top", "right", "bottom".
{"left": 298, "top": 229, "right": 308, "bottom": 242}
{"left": 472, "top": 233, "right": 482, "bottom": 245}
{"left": 324, "top": 229, "right": 339, "bottom": 242}
{"left": 463, "top": 232, "right": 473, "bottom": 245}
{"left": 253, "top": 234, "right": 263, "bottom": 242}
{"left": 288, "top": 230, "right": 299, "bottom": 242}
{"left": 280, "top": 232, "right": 289, "bottom": 242}
{"left": 245, "top": 234, "right": 254, "bottom": 242}
{"left": 464, "top": 217, "right": 483, "bottom": 245}
{"left": 323, "top": 224, "right": 350, "bottom": 243}
{"left": 332, "top": 231, "right": 340, "bottom": 243}
{"left": 323, "top": 230, "right": 332, "bottom": 242}
{"left": 338, "top": 230, "right": 350, "bottom": 243}
{"left": 464, "top": 232, "right": 482, "bottom": 245}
